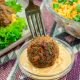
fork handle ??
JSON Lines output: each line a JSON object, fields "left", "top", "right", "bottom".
{"left": 29, "top": 0, "right": 34, "bottom": 4}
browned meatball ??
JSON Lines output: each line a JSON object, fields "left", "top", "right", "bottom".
{"left": 0, "top": 0, "right": 5, "bottom": 4}
{"left": 0, "top": 4, "right": 15, "bottom": 27}
{"left": 27, "top": 35, "right": 59, "bottom": 68}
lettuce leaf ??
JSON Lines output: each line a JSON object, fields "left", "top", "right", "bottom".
{"left": 5, "top": 0, "right": 22, "bottom": 13}
{"left": 0, "top": 17, "right": 27, "bottom": 49}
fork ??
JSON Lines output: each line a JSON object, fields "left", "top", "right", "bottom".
{"left": 25, "top": 0, "right": 46, "bottom": 38}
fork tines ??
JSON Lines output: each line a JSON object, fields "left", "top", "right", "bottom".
{"left": 25, "top": 1, "right": 46, "bottom": 38}
{"left": 27, "top": 13, "right": 46, "bottom": 37}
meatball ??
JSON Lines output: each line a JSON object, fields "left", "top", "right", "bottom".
{"left": 0, "top": 0, "right": 5, "bottom": 4}
{"left": 0, "top": 4, "right": 15, "bottom": 27}
{"left": 27, "top": 35, "right": 59, "bottom": 68}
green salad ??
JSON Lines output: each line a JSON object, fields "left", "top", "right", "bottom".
{"left": 0, "top": 0, "right": 27, "bottom": 49}
{"left": 5, "top": 0, "right": 22, "bottom": 13}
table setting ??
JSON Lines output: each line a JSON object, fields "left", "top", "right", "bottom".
{"left": 0, "top": 0, "right": 80, "bottom": 80}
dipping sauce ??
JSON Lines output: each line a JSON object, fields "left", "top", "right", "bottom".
{"left": 19, "top": 43, "right": 72, "bottom": 76}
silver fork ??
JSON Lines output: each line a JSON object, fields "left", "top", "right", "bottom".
{"left": 25, "top": 0, "right": 46, "bottom": 38}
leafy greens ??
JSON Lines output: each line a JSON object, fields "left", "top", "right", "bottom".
{"left": 5, "top": 0, "right": 22, "bottom": 13}
{"left": 0, "top": 18, "right": 27, "bottom": 49}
